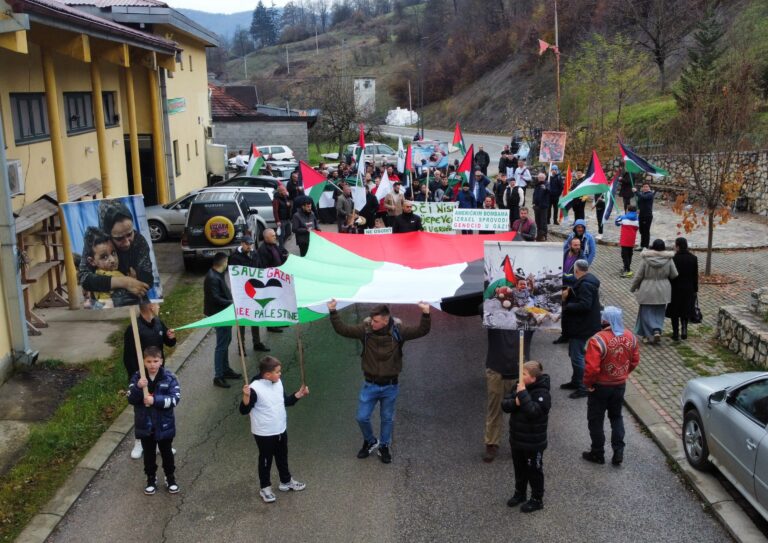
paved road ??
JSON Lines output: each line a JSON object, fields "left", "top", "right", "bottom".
{"left": 381, "top": 125, "right": 510, "bottom": 175}
{"left": 49, "top": 306, "right": 727, "bottom": 543}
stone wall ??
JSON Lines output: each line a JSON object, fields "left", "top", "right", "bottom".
{"left": 717, "top": 287, "right": 768, "bottom": 369}
{"left": 647, "top": 150, "right": 768, "bottom": 216}
{"left": 213, "top": 121, "right": 309, "bottom": 163}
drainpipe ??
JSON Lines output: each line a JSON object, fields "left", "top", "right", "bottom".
{"left": 159, "top": 69, "right": 176, "bottom": 200}
{"left": 0, "top": 107, "right": 37, "bottom": 366}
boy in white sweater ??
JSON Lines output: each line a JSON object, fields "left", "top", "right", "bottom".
{"left": 240, "top": 356, "right": 309, "bottom": 503}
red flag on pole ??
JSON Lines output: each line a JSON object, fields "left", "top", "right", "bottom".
{"left": 503, "top": 255, "right": 518, "bottom": 286}
{"left": 559, "top": 163, "right": 572, "bottom": 222}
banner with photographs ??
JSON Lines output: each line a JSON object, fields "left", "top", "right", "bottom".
{"left": 61, "top": 195, "right": 162, "bottom": 309}
{"left": 483, "top": 241, "right": 563, "bottom": 330}
{"left": 539, "top": 131, "right": 567, "bottom": 163}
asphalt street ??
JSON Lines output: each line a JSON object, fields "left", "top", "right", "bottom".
{"left": 381, "top": 125, "right": 510, "bottom": 175}
{"left": 49, "top": 305, "right": 728, "bottom": 543}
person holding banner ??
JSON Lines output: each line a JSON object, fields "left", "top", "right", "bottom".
{"left": 204, "top": 252, "right": 242, "bottom": 388}
{"left": 229, "top": 237, "right": 271, "bottom": 353}
{"left": 327, "top": 299, "right": 431, "bottom": 464}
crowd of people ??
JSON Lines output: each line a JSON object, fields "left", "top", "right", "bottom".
{"left": 121, "top": 142, "right": 702, "bottom": 513}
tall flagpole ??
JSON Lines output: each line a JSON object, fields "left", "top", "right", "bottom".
{"left": 554, "top": 0, "right": 561, "bottom": 130}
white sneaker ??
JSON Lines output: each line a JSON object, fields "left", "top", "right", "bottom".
{"left": 278, "top": 478, "right": 306, "bottom": 492}
{"left": 596, "top": 234, "right": 603, "bottom": 240}
{"left": 259, "top": 486, "right": 276, "bottom": 503}
{"left": 130, "top": 439, "right": 143, "bottom": 459}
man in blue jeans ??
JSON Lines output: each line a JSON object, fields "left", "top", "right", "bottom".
{"left": 559, "top": 259, "right": 602, "bottom": 399}
{"left": 203, "top": 252, "right": 242, "bottom": 389}
{"left": 327, "top": 299, "right": 431, "bottom": 464}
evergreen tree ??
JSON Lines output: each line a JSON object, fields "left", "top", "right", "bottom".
{"left": 674, "top": 6, "right": 725, "bottom": 110}
{"left": 251, "top": 1, "right": 278, "bottom": 48}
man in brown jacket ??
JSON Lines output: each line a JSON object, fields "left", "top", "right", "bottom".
{"left": 327, "top": 299, "right": 431, "bottom": 464}
{"left": 384, "top": 182, "right": 405, "bottom": 227}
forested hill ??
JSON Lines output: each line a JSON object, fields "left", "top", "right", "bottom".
{"left": 208, "top": 0, "right": 768, "bottom": 141}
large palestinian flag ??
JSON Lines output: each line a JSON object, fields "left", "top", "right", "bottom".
{"left": 619, "top": 142, "right": 669, "bottom": 179}
{"left": 177, "top": 230, "right": 518, "bottom": 329}
{"left": 558, "top": 151, "right": 610, "bottom": 209}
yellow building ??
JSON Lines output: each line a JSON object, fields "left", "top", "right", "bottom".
{"left": 0, "top": 0, "right": 217, "bottom": 381}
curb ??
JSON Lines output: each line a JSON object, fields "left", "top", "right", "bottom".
{"left": 548, "top": 230, "right": 768, "bottom": 253}
{"left": 623, "top": 379, "right": 767, "bottom": 543}
{"left": 15, "top": 327, "right": 210, "bottom": 543}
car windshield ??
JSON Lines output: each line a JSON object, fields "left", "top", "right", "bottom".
{"left": 378, "top": 145, "right": 395, "bottom": 154}
{"left": 187, "top": 202, "right": 239, "bottom": 224}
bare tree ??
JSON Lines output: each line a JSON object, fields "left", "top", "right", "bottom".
{"left": 306, "top": 73, "right": 364, "bottom": 157}
{"left": 668, "top": 61, "right": 758, "bottom": 275}
{"left": 619, "top": 0, "right": 705, "bottom": 91}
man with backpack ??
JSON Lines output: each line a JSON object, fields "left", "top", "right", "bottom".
{"left": 327, "top": 299, "right": 431, "bottom": 464}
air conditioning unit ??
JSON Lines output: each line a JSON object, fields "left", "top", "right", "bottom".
{"left": 204, "top": 126, "right": 214, "bottom": 139}
{"left": 7, "top": 160, "right": 24, "bottom": 197}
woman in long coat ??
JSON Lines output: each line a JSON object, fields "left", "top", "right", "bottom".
{"left": 666, "top": 237, "right": 699, "bottom": 340}
{"left": 630, "top": 239, "right": 678, "bottom": 344}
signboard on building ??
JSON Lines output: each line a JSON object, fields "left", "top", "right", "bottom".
{"left": 167, "top": 97, "right": 186, "bottom": 115}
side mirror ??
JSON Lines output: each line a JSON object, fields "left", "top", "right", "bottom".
{"left": 708, "top": 390, "right": 727, "bottom": 406}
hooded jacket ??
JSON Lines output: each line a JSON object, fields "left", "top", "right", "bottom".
{"left": 501, "top": 374, "right": 551, "bottom": 452}
{"left": 615, "top": 211, "right": 639, "bottom": 248}
{"left": 630, "top": 250, "right": 678, "bottom": 305}
{"left": 562, "top": 272, "right": 602, "bottom": 339}
{"left": 128, "top": 367, "right": 180, "bottom": 440}
{"left": 329, "top": 310, "right": 431, "bottom": 377}
{"left": 562, "top": 219, "right": 597, "bottom": 264}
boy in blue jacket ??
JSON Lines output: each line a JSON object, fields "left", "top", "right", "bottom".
{"left": 128, "top": 345, "right": 181, "bottom": 495}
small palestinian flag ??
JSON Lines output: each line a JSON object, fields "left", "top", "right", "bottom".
{"left": 298, "top": 161, "right": 328, "bottom": 205}
{"left": 246, "top": 143, "right": 265, "bottom": 176}
{"left": 619, "top": 142, "right": 669, "bottom": 179}
{"left": 558, "top": 151, "right": 610, "bottom": 209}
{"left": 452, "top": 122, "right": 466, "bottom": 155}
{"left": 559, "top": 164, "right": 572, "bottom": 222}
{"left": 355, "top": 124, "right": 366, "bottom": 181}
{"left": 450, "top": 144, "right": 474, "bottom": 195}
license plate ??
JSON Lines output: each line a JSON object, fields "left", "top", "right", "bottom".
{"left": 202, "top": 250, "right": 217, "bottom": 258}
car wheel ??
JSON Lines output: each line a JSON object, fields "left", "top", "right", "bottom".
{"left": 148, "top": 220, "right": 167, "bottom": 243}
{"left": 683, "top": 409, "right": 711, "bottom": 471}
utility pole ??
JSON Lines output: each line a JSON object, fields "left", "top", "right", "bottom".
{"left": 315, "top": 26, "right": 319, "bottom": 55}
{"left": 286, "top": 46, "right": 290, "bottom": 75}
{"left": 419, "top": 37, "right": 425, "bottom": 138}
{"left": 408, "top": 80, "right": 413, "bottom": 125}
{"left": 554, "top": 0, "right": 561, "bottom": 130}
{"left": 341, "top": 39, "right": 345, "bottom": 81}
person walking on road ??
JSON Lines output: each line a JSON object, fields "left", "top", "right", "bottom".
{"left": 667, "top": 237, "right": 699, "bottom": 341}
{"left": 581, "top": 306, "right": 640, "bottom": 466}
{"left": 483, "top": 328, "right": 532, "bottom": 463}
{"left": 501, "top": 361, "right": 551, "bottom": 513}
{"left": 326, "top": 299, "right": 431, "bottom": 464}
{"left": 204, "top": 252, "right": 242, "bottom": 388}
{"left": 631, "top": 239, "right": 678, "bottom": 344}
{"left": 547, "top": 165, "right": 563, "bottom": 225}
{"left": 615, "top": 206, "right": 639, "bottom": 278}
{"left": 291, "top": 198, "right": 320, "bottom": 257}
{"left": 560, "top": 260, "right": 602, "bottom": 398}
{"left": 532, "top": 173, "right": 550, "bottom": 241}
{"left": 635, "top": 182, "right": 656, "bottom": 250}
{"left": 475, "top": 145, "right": 490, "bottom": 176}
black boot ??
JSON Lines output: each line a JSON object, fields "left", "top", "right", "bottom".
{"left": 671, "top": 318, "right": 679, "bottom": 341}
{"left": 612, "top": 448, "right": 624, "bottom": 466}
{"left": 681, "top": 320, "right": 688, "bottom": 340}
{"left": 521, "top": 498, "right": 543, "bottom": 513}
{"left": 506, "top": 492, "right": 527, "bottom": 507}
{"left": 582, "top": 450, "right": 605, "bottom": 464}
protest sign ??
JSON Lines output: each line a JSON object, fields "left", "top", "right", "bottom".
{"left": 229, "top": 265, "right": 299, "bottom": 325}
{"left": 413, "top": 201, "right": 457, "bottom": 233}
{"left": 482, "top": 241, "right": 563, "bottom": 330}
{"left": 539, "top": 131, "right": 567, "bottom": 163}
{"left": 60, "top": 195, "right": 162, "bottom": 309}
{"left": 364, "top": 227, "right": 393, "bottom": 235}
{"left": 452, "top": 208, "right": 510, "bottom": 232}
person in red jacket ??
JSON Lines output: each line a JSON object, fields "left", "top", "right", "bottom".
{"left": 581, "top": 306, "right": 640, "bottom": 466}
{"left": 615, "top": 205, "right": 639, "bottom": 278}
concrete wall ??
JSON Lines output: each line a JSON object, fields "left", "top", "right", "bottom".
{"left": 648, "top": 150, "right": 768, "bottom": 216}
{"left": 213, "top": 120, "right": 308, "bottom": 163}
{"left": 0, "top": 272, "right": 11, "bottom": 383}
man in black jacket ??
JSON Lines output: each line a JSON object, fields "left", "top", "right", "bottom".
{"left": 532, "top": 173, "right": 550, "bottom": 241}
{"left": 560, "top": 260, "right": 602, "bottom": 398}
{"left": 204, "top": 252, "right": 242, "bottom": 388}
{"left": 228, "top": 236, "right": 270, "bottom": 353}
{"left": 392, "top": 201, "right": 423, "bottom": 233}
{"left": 256, "top": 229, "right": 288, "bottom": 269}
{"left": 547, "top": 165, "right": 563, "bottom": 225}
{"left": 475, "top": 145, "right": 490, "bottom": 176}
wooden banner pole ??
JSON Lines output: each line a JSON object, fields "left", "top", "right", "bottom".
{"left": 518, "top": 327, "right": 525, "bottom": 384}
{"left": 129, "top": 305, "right": 148, "bottom": 398}
{"left": 296, "top": 324, "right": 306, "bottom": 387}
{"left": 233, "top": 313, "right": 249, "bottom": 385}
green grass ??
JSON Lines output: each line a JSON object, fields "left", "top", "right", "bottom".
{"left": 620, "top": 96, "right": 677, "bottom": 140}
{"left": 0, "top": 275, "right": 203, "bottom": 542}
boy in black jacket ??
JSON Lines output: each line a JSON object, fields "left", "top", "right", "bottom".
{"left": 501, "top": 361, "right": 551, "bottom": 513}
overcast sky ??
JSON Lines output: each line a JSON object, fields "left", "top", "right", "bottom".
{"left": 168, "top": 1, "right": 290, "bottom": 13}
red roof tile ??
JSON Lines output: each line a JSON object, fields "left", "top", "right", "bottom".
{"left": 209, "top": 84, "right": 255, "bottom": 119}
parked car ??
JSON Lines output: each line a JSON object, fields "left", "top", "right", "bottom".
{"left": 180, "top": 189, "right": 271, "bottom": 270}
{"left": 146, "top": 192, "right": 197, "bottom": 242}
{"left": 261, "top": 161, "right": 298, "bottom": 179}
{"left": 681, "top": 371, "right": 768, "bottom": 521}
{"left": 345, "top": 142, "right": 398, "bottom": 168}
{"left": 257, "top": 145, "right": 294, "bottom": 161}
{"left": 215, "top": 175, "right": 281, "bottom": 190}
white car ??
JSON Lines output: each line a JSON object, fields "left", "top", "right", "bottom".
{"left": 257, "top": 145, "right": 294, "bottom": 161}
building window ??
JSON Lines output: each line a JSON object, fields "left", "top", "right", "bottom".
{"left": 173, "top": 140, "right": 181, "bottom": 175}
{"left": 179, "top": 55, "right": 184, "bottom": 71}
{"left": 64, "top": 92, "right": 94, "bottom": 134}
{"left": 186, "top": 143, "right": 190, "bottom": 161}
{"left": 189, "top": 55, "right": 193, "bottom": 72}
{"left": 103, "top": 91, "right": 120, "bottom": 127}
{"left": 10, "top": 93, "right": 50, "bottom": 144}
{"left": 195, "top": 139, "right": 199, "bottom": 156}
